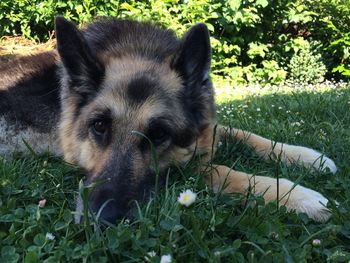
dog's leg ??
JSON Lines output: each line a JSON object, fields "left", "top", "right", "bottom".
{"left": 218, "top": 125, "right": 337, "bottom": 173}
{"left": 204, "top": 164, "right": 331, "bottom": 222}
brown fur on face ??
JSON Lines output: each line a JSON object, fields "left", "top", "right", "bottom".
{"left": 59, "top": 55, "right": 193, "bottom": 169}
{"left": 58, "top": 43, "right": 214, "bottom": 221}
{"left": 55, "top": 16, "right": 213, "bottom": 222}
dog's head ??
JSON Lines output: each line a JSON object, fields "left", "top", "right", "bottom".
{"left": 55, "top": 17, "right": 215, "bottom": 223}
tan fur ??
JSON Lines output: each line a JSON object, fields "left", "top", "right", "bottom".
{"left": 104, "top": 56, "right": 182, "bottom": 96}
{"left": 59, "top": 56, "right": 184, "bottom": 176}
{"left": 59, "top": 101, "right": 81, "bottom": 164}
{"left": 217, "top": 125, "right": 337, "bottom": 173}
{"left": 203, "top": 164, "right": 331, "bottom": 222}
{"left": 187, "top": 123, "right": 335, "bottom": 222}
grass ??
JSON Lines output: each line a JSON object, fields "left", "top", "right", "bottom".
{"left": 0, "top": 39, "right": 349, "bottom": 261}
{"left": 0, "top": 80, "right": 349, "bottom": 262}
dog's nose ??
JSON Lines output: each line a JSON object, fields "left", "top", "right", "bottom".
{"left": 89, "top": 190, "right": 128, "bottom": 223}
{"left": 74, "top": 193, "right": 126, "bottom": 224}
{"left": 92, "top": 199, "right": 120, "bottom": 223}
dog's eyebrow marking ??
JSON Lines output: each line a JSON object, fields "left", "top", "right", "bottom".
{"left": 127, "top": 76, "right": 156, "bottom": 104}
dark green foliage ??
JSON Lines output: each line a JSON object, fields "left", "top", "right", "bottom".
{"left": 303, "top": 0, "right": 350, "bottom": 79}
{"left": 1, "top": 0, "right": 349, "bottom": 84}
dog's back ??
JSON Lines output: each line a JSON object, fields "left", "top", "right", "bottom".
{"left": 0, "top": 52, "right": 61, "bottom": 156}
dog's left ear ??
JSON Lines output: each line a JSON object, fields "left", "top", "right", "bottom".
{"left": 171, "top": 24, "right": 211, "bottom": 86}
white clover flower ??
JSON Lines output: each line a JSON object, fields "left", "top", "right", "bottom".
{"left": 144, "top": 250, "right": 157, "bottom": 261}
{"left": 148, "top": 251, "right": 156, "bottom": 257}
{"left": 278, "top": 106, "right": 283, "bottom": 110}
{"left": 295, "top": 131, "right": 301, "bottom": 135}
{"left": 160, "top": 254, "right": 172, "bottom": 263}
{"left": 46, "top": 232, "right": 55, "bottom": 240}
{"left": 291, "top": 122, "right": 301, "bottom": 127}
{"left": 178, "top": 189, "right": 197, "bottom": 207}
{"left": 256, "top": 108, "right": 261, "bottom": 111}
{"left": 312, "top": 239, "right": 321, "bottom": 246}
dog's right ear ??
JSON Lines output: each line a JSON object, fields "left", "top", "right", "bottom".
{"left": 55, "top": 16, "right": 104, "bottom": 94}
{"left": 171, "top": 24, "right": 211, "bottom": 88}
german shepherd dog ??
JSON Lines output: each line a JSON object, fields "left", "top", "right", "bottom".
{"left": 0, "top": 17, "right": 337, "bottom": 223}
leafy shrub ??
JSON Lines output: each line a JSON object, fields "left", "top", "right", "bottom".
{"left": 302, "top": 0, "right": 350, "bottom": 80}
{"left": 286, "top": 38, "right": 326, "bottom": 84}
{"left": 0, "top": 0, "right": 349, "bottom": 83}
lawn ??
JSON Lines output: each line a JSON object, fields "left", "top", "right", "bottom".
{"left": 0, "top": 79, "right": 350, "bottom": 262}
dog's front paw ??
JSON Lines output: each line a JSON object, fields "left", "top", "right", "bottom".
{"left": 281, "top": 144, "right": 337, "bottom": 174}
{"left": 282, "top": 182, "right": 331, "bottom": 222}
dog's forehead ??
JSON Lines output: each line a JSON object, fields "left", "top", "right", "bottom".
{"left": 97, "top": 56, "right": 182, "bottom": 117}
{"left": 103, "top": 56, "right": 181, "bottom": 94}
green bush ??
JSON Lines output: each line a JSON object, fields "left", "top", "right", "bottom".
{"left": 302, "top": 0, "right": 350, "bottom": 80}
{"left": 286, "top": 38, "right": 326, "bottom": 84}
{"left": 0, "top": 0, "right": 349, "bottom": 83}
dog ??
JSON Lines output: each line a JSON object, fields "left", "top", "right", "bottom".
{"left": 0, "top": 17, "right": 337, "bottom": 223}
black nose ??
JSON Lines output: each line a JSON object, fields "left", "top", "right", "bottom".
{"left": 92, "top": 199, "right": 119, "bottom": 223}
{"left": 90, "top": 190, "right": 128, "bottom": 223}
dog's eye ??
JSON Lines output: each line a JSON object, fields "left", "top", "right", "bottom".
{"left": 92, "top": 119, "right": 111, "bottom": 135}
{"left": 148, "top": 126, "right": 169, "bottom": 146}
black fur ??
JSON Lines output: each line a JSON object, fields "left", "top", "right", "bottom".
{"left": 89, "top": 152, "right": 133, "bottom": 222}
{"left": 0, "top": 52, "right": 60, "bottom": 133}
{"left": 82, "top": 18, "right": 179, "bottom": 61}
{"left": 172, "top": 23, "right": 215, "bottom": 133}
{"left": 127, "top": 76, "right": 156, "bottom": 104}
{"left": 55, "top": 17, "right": 105, "bottom": 103}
